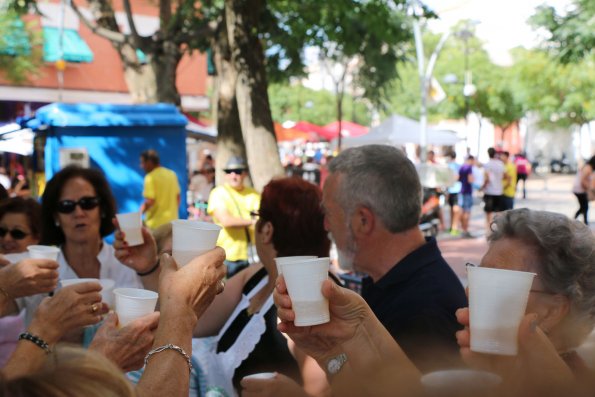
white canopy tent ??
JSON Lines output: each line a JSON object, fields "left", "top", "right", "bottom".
{"left": 0, "top": 124, "right": 35, "bottom": 156}
{"left": 342, "top": 114, "right": 461, "bottom": 148}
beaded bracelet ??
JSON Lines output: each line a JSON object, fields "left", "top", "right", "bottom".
{"left": 137, "top": 258, "right": 160, "bottom": 277}
{"left": 144, "top": 344, "right": 193, "bottom": 373}
{"left": 19, "top": 332, "right": 51, "bottom": 354}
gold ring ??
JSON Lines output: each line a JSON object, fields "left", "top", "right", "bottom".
{"left": 217, "top": 279, "right": 225, "bottom": 294}
{"left": 91, "top": 303, "right": 98, "bottom": 313}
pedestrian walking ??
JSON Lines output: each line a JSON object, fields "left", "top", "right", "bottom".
{"left": 572, "top": 155, "right": 595, "bottom": 225}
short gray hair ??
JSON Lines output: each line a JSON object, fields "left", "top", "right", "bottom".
{"left": 328, "top": 145, "right": 421, "bottom": 233}
{"left": 489, "top": 209, "right": 595, "bottom": 327}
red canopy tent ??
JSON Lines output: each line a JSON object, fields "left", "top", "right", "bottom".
{"left": 292, "top": 121, "right": 328, "bottom": 137}
{"left": 320, "top": 121, "right": 369, "bottom": 140}
{"left": 274, "top": 122, "right": 318, "bottom": 142}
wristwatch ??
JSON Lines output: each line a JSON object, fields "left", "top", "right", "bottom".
{"left": 326, "top": 353, "right": 348, "bottom": 376}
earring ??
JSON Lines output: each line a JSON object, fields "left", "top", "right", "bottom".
{"left": 54, "top": 220, "right": 60, "bottom": 227}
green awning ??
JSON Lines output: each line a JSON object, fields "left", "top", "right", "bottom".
{"left": 0, "top": 18, "right": 31, "bottom": 56}
{"left": 43, "top": 27, "right": 93, "bottom": 63}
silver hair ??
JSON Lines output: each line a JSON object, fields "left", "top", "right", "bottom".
{"left": 489, "top": 208, "right": 595, "bottom": 327}
{"left": 328, "top": 145, "right": 422, "bottom": 233}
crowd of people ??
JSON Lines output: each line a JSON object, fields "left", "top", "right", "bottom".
{"left": 0, "top": 144, "right": 593, "bottom": 397}
{"left": 422, "top": 147, "right": 533, "bottom": 237}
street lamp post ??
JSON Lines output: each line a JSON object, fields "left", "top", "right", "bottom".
{"left": 413, "top": 17, "right": 450, "bottom": 163}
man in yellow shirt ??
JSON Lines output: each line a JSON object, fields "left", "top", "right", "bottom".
{"left": 501, "top": 151, "right": 517, "bottom": 211}
{"left": 140, "top": 149, "right": 181, "bottom": 230}
{"left": 207, "top": 156, "right": 260, "bottom": 277}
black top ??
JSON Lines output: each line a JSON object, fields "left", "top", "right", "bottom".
{"left": 217, "top": 268, "right": 301, "bottom": 391}
{"left": 361, "top": 237, "right": 467, "bottom": 373}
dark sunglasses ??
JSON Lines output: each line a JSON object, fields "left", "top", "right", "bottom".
{"left": 0, "top": 227, "right": 29, "bottom": 240}
{"left": 57, "top": 196, "right": 101, "bottom": 214}
{"left": 224, "top": 169, "right": 246, "bottom": 175}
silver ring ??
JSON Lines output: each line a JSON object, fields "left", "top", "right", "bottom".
{"left": 217, "top": 279, "right": 225, "bottom": 293}
{"left": 91, "top": 303, "right": 98, "bottom": 313}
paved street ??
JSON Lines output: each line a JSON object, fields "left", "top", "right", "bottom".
{"left": 437, "top": 173, "right": 593, "bottom": 283}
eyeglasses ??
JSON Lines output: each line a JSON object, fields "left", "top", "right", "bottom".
{"left": 57, "top": 196, "right": 101, "bottom": 214}
{"left": 224, "top": 169, "right": 246, "bottom": 175}
{"left": 250, "top": 210, "right": 260, "bottom": 219}
{"left": 0, "top": 227, "right": 29, "bottom": 240}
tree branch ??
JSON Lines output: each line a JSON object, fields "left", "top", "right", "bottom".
{"left": 70, "top": 1, "right": 127, "bottom": 44}
{"left": 173, "top": 19, "right": 218, "bottom": 47}
{"left": 122, "top": 0, "right": 143, "bottom": 48}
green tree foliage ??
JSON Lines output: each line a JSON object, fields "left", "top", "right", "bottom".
{"left": 511, "top": 48, "right": 594, "bottom": 129}
{"left": 529, "top": 0, "right": 595, "bottom": 64}
{"left": 262, "top": 0, "right": 414, "bottom": 106}
{"left": 268, "top": 83, "right": 371, "bottom": 126}
{"left": 386, "top": 25, "right": 523, "bottom": 130}
{"left": 0, "top": 11, "right": 43, "bottom": 84}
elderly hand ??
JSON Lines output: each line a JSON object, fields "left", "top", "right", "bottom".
{"left": 275, "top": 276, "right": 369, "bottom": 363}
{"left": 89, "top": 311, "right": 160, "bottom": 372}
{"left": 113, "top": 218, "right": 158, "bottom": 274}
{"left": 0, "top": 258, "right": 59, "bottom": 299}
{"left": 240, "top": 373, "right": 306, "bottom": 397}
{"left": 456, "top": 308, "right": 578, "bottom": 396}
{"left": 27, "top": 282, "right": 108, "bottom": 345}
{"left": 158, "top": 249, "right": 226, "bottom": 322}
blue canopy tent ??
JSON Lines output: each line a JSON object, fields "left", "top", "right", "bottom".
{"left": 27, "top": 103, "right": 188, "bottom": 218}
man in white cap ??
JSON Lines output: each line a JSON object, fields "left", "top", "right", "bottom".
{"left": 207, "top": 156, "right": 260, "bottom": 277}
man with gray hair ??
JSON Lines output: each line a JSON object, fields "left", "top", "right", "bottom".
{"left": 323, "top": 144, "right": 467, "bottom": 372}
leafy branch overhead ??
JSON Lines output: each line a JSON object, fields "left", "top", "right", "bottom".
{"left": 529, "top": 0, "right": 594, "bottom": 64}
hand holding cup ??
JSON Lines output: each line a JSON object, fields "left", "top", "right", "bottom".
{"left": 28, "top": 281, "right": 108, "bottom": 345}
{"left": 113, "top": 217, "right": 158, "bottom": 274}
{"left": 0, "top": 258, "right": 59, "bottom": 298}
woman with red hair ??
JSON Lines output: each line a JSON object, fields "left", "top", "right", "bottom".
{"left": 115, "top": 176, "right": 332, "bottom": 396}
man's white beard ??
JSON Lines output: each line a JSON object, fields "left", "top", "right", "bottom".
{"left": 329, "top": 232, "right": 357, "bottom": 271}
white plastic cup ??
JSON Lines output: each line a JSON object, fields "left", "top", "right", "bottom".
{"left": 99, "top": 279, "right": 116, "bottom": 308}
{"left": 281, "top": 257, "right": 330, "bottom": 326}
{"left": 421, "top": 369, "right": 502, "bottom": 397}
{"left": 467, "top": 266, "right": 536, "bottom": 355}
{"left": 242, "top": 372, "right": 276, "bottom": 381}
{"left": 274, "top": 256, "right": 317, "bottom": 276}
{"left": 60, "top": 278, "right": 100, "bottom": 287}
{"left": 116, "top": 212, "right": 144, "bottom": 246}
{"left": 113, "top": 288, "right": 158, "bottom": 327}
{"left": 27, "top": 245, "right": 61, "bottom": 260}
{"left": 171, "top": 220, "right": 221, "bottom": 266}
{"left": 60, "top": 278, "right": 115, "bottom": 308}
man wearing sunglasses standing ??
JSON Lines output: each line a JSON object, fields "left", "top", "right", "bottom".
{"left": 207, "top": 156, "right": 260, "bottom": 278}
{"left": 140, "top": 150, "right": 181, "bottom": 230}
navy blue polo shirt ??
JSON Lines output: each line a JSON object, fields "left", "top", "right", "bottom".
{"left": 361, "top": 237, "right": 467, "bottom": 372}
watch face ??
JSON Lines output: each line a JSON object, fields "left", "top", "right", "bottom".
{"left": 327, "top": 353, "right": 347, "bottom": 375}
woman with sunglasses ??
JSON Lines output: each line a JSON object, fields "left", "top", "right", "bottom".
{"left": 5, "top": 166, "right": 159, "bottom": 329}
{"left": 0, "top": 197, "right": 53, "bottom": 366}
{"left": 0, "top": 197, "right": 42, "bottom": 255}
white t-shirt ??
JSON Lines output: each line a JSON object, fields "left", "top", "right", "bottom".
{"left": 15, "top": 243, "right": 142, "bottom": 326}
{"left": 483, "top": 159, "right": 505, "bottom": 195}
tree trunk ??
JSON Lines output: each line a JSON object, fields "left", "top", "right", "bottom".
{"left": 224, "top": 0, "right": 284, "bottom": 191}
{"left": 212, "top": 17, "right": 247, "bottom": 186}
{"left": 150, "top": 39, "right": 182, "bottom": 105}
{"left": 121, "top": 46, "right": 158, "bottom": 103}
{"left": 85, "top": 0, "right": 160, "bottom": 103}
